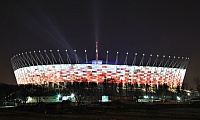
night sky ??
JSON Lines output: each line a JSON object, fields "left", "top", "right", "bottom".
{"left": 1, "top": 0, "right": 200, "bottom": 89}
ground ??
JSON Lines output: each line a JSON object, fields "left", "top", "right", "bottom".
{"left": 0, "top": 105, "right": 200, "bottom": 120}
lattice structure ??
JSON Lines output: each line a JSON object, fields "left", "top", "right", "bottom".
{"left": 13, "top": 64, "right": 186, "bottom": 87}
{"left": 11, "top": 44, "right": 189, "bottom": 88}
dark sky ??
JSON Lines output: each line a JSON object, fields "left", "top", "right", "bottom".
{"left": 0, "top": 0, "right": 200, "bottom": 89}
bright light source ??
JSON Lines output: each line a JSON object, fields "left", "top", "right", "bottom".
{"left": 187, "top": 93, "right": 190, "bottom": 96}
{"left": 71, "top": 93, "right": 75, "bottom": 98}
{"left": 62, "top": 96, "right": 68, "bottom": 101}
{"left": 177, "top": 96, "right": 181, "bottom": 101}
{"left": 57, "top": 94, "right": 61, "bottom": 99}
{"left": 144, "top": 95, "right": 148, "bottom": 99}
{"left": 27, "top": 96, "right": 32, "bottom": 101}
{"left": 26, "top": 96, "right": 33, "bottom": 103}
{"left": 102, "top": 96, "right": 109, "bottom": 102}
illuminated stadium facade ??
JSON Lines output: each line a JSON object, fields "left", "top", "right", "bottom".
{"left": 11, "top": 42, "right": 189, "bottom": 99}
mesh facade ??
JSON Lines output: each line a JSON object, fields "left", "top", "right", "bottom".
{"left": 11, "top": 49, "right": 188, "bottom": 89}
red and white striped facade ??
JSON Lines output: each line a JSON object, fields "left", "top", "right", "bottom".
{"left": 14, "top": 63, "right": 186, "bottom": 87}
{"left": 11, "top": 42, "right": 188, "bottom": 88}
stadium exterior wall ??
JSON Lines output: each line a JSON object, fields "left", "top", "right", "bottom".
{"left": 11, "top": 44, "right": 189, "bottom": 89}
{"left": 14, "top": 64, "right": 186, "bottom": 87}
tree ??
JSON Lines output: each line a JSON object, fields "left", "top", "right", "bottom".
{"left": 181, "top": 82, "right": 189, "bottom": 90}
{"left": 194, "top": 77, "right": 200, "bottom": 92}
{"left": 72, "top": 82, "right": 87, "bottom": 106}
{"left": 145, "top": 84, "right": 150, "bottom": 96}
{"left": 0, "top": 84, "right": 18, "bottom": 102}
{"left": 176, "top": 85, "right": 181, "bottom": 94}
{"left": 156, "top": 83, "right": 170, "bottom": 99}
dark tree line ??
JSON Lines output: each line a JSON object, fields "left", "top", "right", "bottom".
{"left": 0, "top": 83, "right": 18, "bottom": 101}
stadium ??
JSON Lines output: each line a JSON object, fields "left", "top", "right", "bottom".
{"left": 11, "top": 42, "right": 189, "bottom": 103}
